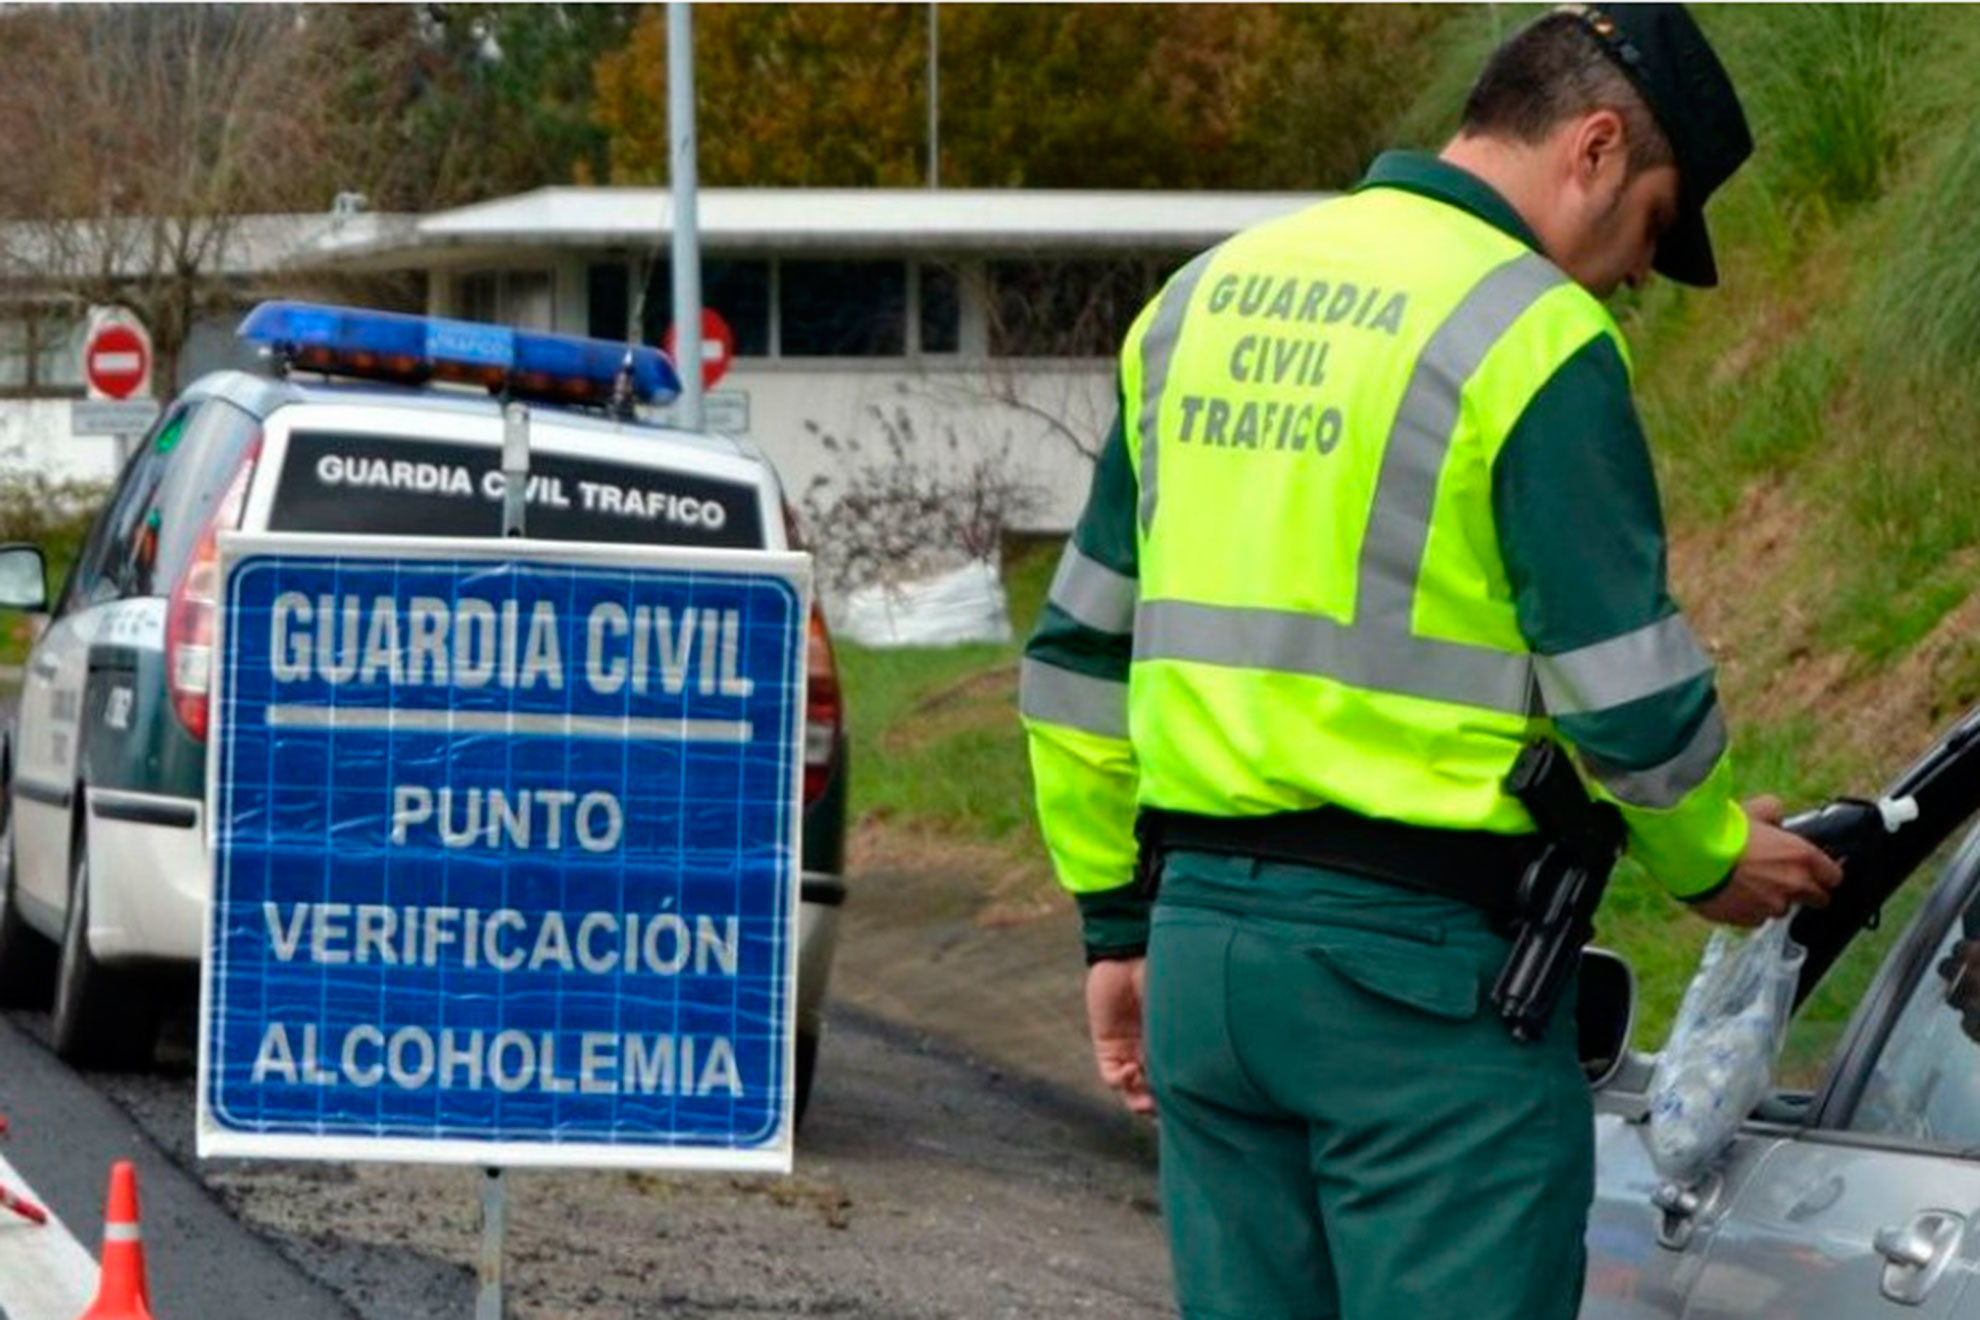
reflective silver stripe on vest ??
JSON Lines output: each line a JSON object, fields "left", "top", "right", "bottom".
{"left": 1018, "top": 657, "right": 1129, "bottom": 740}
{"left": 1049, "top": 543, "right": 1138, "bottom": 635}
{"left": 1357, "top": 252, "right": 1567, "bottom": 627}
{"left": 1582, "top": 706, "right": 1728, "bottom": 809}
{"left": 1135, "top": 600, "right": 1536, "bottom": 715}
{"left": 1534, "top": 613, "right": 1713, "bottom": 716}
{"left": 1137, "top": 250, "right": 1219, "bottom": 534}
{"left": 1130, "top": 253, "right": 1569, "bottom": 715}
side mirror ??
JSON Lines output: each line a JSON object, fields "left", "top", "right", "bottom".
{"left": 0, "top": 544, "right": 46, "bottom": 614}
{"left": 1578, "top": 946, "right": 1637, "bottom": 1089}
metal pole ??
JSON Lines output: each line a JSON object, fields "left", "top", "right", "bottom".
{"left": 668, "top": 1, "right": 704, "bottom": 432}
{"left": 481, "top": 402, "right": 526, "bottom": 1320}
{"left": 927, "top": 3, "right": 939, "bottom": 188}
{"left": 476, "top": 1167, "right": 508, "bottom": 1319}
{"left": 501, "top": 401, "right": 529, "bottom": 538}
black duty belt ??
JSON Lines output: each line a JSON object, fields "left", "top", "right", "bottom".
{"left": 1136, "top": 805, "right": 1545, "bottom": 922}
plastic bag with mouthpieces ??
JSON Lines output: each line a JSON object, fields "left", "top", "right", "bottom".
{"left": 1645, "top": 916, "right": 1805, "bottom": 1186}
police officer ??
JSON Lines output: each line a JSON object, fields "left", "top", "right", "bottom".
{"left": 1019, "top": 6, "right": 1844, "bottom": 1317}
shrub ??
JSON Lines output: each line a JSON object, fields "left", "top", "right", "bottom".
{"left": 1749, "top": 4, "right": 1921, "bottom": 215}
{"left": 0, "top": 470, "right": 105, "bottom": 589}
{"left": 798, "top": 403, "right": 1044, "bottom": 601}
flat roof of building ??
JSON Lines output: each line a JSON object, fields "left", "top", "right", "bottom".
{"left": 285, "top": 187, "right": 1322, "bottom": 270}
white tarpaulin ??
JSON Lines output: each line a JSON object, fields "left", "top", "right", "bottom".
{"left": 838, "top": 559, "right": 1012, "bottom": 648}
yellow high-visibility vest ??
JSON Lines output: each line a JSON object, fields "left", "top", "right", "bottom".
{"left": 1024, "top": 185, "right": 1744, "bottom": 899}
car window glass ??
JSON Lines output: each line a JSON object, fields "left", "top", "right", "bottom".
{"left": 1847, "top": 882, "right": 1980, "bottom": 1146}
{"left": 1776, "top": 881, "right": 1924, "bottom": 1091}
{"left": 138, "top": 400, "right": 259, "bottom": 596}
{"left": 56, "top": 405, "right": 189, "bottom": 614}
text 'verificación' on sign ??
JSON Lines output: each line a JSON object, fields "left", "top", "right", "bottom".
{"left": 201, "top": 541, "right": 808, "bottom": 1168}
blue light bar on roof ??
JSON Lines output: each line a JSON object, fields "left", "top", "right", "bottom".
{"left": 236, "top": 301, "right": 681, "bottom": 409}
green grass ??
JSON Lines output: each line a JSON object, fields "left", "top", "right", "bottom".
{"left": 838, "top": 639, "right": 1029, "bottom": 837}
{"left": 0, "top": 474, "right": 100, "bottom": 667}
{"left": 835, "top": 544, "right": 1055, "bottom": 849}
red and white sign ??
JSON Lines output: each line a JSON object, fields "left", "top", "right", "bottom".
{"left": 662, "top": 309, "right": 736, "bottom": 391}
{"left": 83, "top": 316, "right": 153, "bottom": 401}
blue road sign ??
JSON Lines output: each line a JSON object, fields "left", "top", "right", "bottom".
{"left": 197, "top": 535, "right": 809, "bottom": 1170}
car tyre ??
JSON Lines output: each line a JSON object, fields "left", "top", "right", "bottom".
{"left": 51, "top": 819, "right": 156, "bottom": 1069}
{"left": 795, "top": 1029, "right": 819, "bottom": 1127}
{"left": 0, "top": 784, "right": 54, "bottom": 1008}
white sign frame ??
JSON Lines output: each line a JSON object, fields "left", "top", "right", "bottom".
{"left": 196, "top": 531, "right": 810, "bottom": 1172}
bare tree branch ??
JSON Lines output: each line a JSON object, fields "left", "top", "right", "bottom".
{"left": 0, "top": 5, "right": 355, "bottom": 385}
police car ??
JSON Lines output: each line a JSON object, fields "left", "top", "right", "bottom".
{"left": 0, "top": 304, "right": 848, "bottom": 1117}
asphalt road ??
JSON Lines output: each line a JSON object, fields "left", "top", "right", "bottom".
{"left": 0, "top": 1007, "right": 355, "bottom": 1320}
{"left": 0, "top": 996, "right": 1171, "bottom": 1319}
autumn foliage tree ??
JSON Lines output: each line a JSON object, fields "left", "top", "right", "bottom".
{"left": 341, "top": 4, "right": 642, "bottom": 208}
{"left": 593, "top": 3, "right": 1452, "bottom": 191}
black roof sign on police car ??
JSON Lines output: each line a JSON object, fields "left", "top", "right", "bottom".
{"left": 196, "top": 532, "right": 809, "bottom": 1170}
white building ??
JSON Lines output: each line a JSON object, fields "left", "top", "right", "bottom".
{"left": 5, "top": 188, "right": 1319, "bottom": 529}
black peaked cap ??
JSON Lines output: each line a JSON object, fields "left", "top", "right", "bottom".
{"left": 1570, "top": 3, "right": 1753, "bottom": 287}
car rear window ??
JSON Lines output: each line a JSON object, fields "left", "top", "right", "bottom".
{"left": 266, "top": 431, "right": 766, "bottom": 549}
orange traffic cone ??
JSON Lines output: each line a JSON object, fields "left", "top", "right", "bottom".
{"left": 76, "top": 1160, "right": 152, "bottom": 1320}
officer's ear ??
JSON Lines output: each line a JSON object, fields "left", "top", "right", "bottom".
{"left": 1564, "top": 107, "right": 1632, "bottom": 201}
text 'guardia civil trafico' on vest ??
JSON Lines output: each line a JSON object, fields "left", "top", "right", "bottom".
{"left": 1205, "top": 273, "right": 1410, "bottom": 335}
{"left": 1170, "top": 275, "right": 1412, "bottom": 455}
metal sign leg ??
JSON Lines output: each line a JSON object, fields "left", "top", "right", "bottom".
{"left": 477, "top": 1166, "right": 507, "bottom": 1319}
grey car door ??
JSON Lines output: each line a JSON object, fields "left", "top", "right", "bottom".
{"left": 1681, "top": 837, "right": 1980, "bottom": 1319}
{"left": 1583, "top": 1108, "right": 1790, "bottom": 1318}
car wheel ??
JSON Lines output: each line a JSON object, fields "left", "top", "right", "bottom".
{"left": 51, "top": 819, "right": 156, "bottom": 1069}
{"left": 0, "top": 783, "right": 54, "bottom": 1008}
{"left": 795, "top": 1029, "right": 819, "bottom": 1127}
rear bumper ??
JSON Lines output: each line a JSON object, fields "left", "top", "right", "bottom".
{"left": 85, "top": 788, "right": 208, "bottom": 963}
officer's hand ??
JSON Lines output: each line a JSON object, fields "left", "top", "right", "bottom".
{"left": 1938, "top": 940, "right": 1980, "bottom": 1044}
{"left": 1690, "top": 802, "right": 1843, "bottom": 927}
{"left": 1085, "top": 956, "right": 1154, "bottom": 1116}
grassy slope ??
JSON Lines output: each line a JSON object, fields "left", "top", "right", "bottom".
{"left": 838, "top": 5, "right": 1980, "bottom": 1064}
{"left": 837, "top": 543, "right": 1054, "bottom": 864}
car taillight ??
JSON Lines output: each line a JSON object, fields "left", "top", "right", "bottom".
{"left": 166, "top": 437, "right": 262, "bottom": 741}
{"left": 804, "top": 605, "right": 841, "bottom": 805}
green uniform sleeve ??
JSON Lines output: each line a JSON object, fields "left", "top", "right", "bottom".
{"left": 1021, "top": 405, "right": 1149, "bottom": 959}
{"left": 1492, "top": 334, "right": 1748, "bottom": 898}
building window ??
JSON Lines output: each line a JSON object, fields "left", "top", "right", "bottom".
{"left": 701, "top": 261, "right": 772, "bottom": 357}
{"left": 986, "top": 259, "right": 1160, "bottom": 359}
{"left": 0, "top": 306, "right": 84, "bottom": 397}
{"left": 594, "top": 260, "right": 772, "bottom": 358}
{"left": 780, "top": 260, "right": 907, "bottom": 357}
{"left": 587, "top": 263, "right": 630, "bottom": 342}
{"left": 458, "top": 270, "right": 554, "bottom": 330}
{"left": 919, "top": 263, "right": 961, "bottom": 355}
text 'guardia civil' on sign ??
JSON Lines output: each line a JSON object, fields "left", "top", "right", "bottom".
{"left": 268, "top": 594, "right": 755, "bottom": 697}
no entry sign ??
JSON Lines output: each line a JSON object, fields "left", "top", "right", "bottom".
{"left": 84, "top": 318, "right": 152, "bottom": 400}
{"left": 662, "top": 309, "right": 736, "bottom": 392}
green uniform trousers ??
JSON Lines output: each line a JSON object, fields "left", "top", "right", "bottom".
{"left": 1143, "top": 850, "right": 1593, "bottom": 1320}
